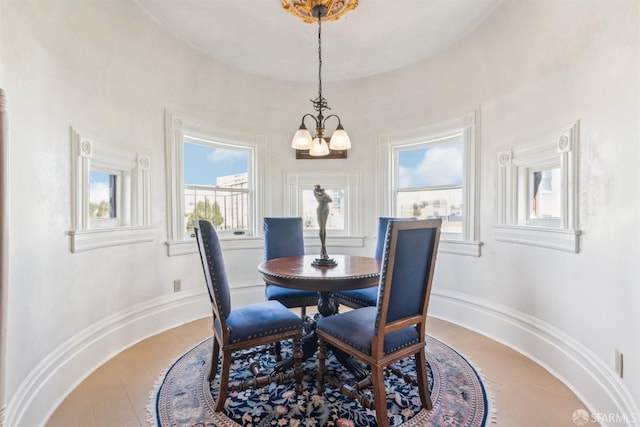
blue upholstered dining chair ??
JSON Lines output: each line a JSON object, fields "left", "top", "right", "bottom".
{"left": 193, "top": 219, "right": 303, "bottom": 412}
{"left": 317, "top": 219, "right": 442, "bottom": 427}
{"left": 334, "top": 217, "right": 406, "bottom": 308}
{"left": 264, "top": 217, "right": 318, "bottom": 316}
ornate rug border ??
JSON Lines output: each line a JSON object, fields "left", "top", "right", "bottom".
{"left": 146, "top": 334, "right": 496, "bottom": 426}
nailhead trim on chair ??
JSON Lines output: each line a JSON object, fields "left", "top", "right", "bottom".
{"left": 231, "top": 325, "right": 302, "bottom": 343}
{"left": 202, "top": 230, "right": 228, "bottom": 318}
{"left": 327, "top": 334, "right": 420, "bottom": 355}
{"left": 334, "top": 293, "right": 375, "bottom": 307}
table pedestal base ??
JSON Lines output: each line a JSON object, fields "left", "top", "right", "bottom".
{"left": 273, "top": 292, "right": 368, "bottom": 380}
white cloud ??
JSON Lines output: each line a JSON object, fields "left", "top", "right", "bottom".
{"left": 207, "top": 148, "right": 245, "bottom": 163}
{"left": 89, "top": 181, "right": 110, "bottom": 203}
{"left": 398, "top": 144, "right": 463, "bottom": 188}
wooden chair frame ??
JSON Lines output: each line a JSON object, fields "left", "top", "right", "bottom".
{"left": 317, "top": 219, "right": 441, "bottom": 427}
{"left": 194, "top": 220, "right": 303, "bottom": 412}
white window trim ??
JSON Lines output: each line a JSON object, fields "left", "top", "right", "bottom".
{"left": 494, "top": 121, "right": 581, "bottom": 253}
{"left": 69, "top": 127, "right": 154, "bottom": 253}
{"left": 164, "top": 109, "right": 266, "bottom": 256}
{"left": 283, "top": 170, "right": 365, "bottom": 248}
{"left": 378, "top": 110, "right": 482, "bottom": 257}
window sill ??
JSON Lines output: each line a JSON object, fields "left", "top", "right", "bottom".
{"left": 165, "top": 236, "right": 264, "bottom": 256}
{"left": 70, "top": 226, "right": 155, "bottom": 253}
{"left": 304, "top": 235, "right": 365, "bottom": 248}
{"left": 493, "top": 225, "right": 581, "bottom": 253}
{"left": 439, "top": 239, "right": 483, "bottom": 257}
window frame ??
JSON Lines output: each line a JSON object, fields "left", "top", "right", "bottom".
{"left": 494, "top": 121, "right": 581, "bottom": 253}
{"left": 164, "top": 109, "right": 266, "bottom": 256}
{"left": 69, "top": 127, "right": 154, "bottom": 253}
{"left": 283, "top": 170, "right": 364, "bottom": 248}
{"left": 182, "top": 136, "right": 253, "bottom": 239}
{"left": 379, "top": 110, "right": 482, "bottom": 257}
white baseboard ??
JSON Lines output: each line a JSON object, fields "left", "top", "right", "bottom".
{"left": 6, "top": 288, "right": 213, "bottom": 427}
{"left": 429, "top": 288, "right": 640, "bottom": 427}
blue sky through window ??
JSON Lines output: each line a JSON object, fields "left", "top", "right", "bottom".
{"left": 89, "top": 171, "right": 111, "bottom": 203}
{"left": 184, "top": 141, "right": 249, "bottom": 186}
{"left": 398, "top": 136, "right": 463, "bottom": 188}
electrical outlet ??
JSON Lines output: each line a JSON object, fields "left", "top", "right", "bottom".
{"left": 173, "top": 279, "right": 182, "bottom": 292}
{"left": 615, "top": 349, "right": 624, "bottom": 378}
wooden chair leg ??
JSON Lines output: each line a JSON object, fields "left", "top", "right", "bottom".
{"left": 273, "top": 340, "right": 282, "bottom": 362}
{"left": 209, "top": 339, "right": 220, "bottom": 382}
{"left": 317, "top": 336, "right": 327, "bottom": 392}
{"left": 371, "top": 366, "right": 389, "bottom": 427}
{"left": 293, "top": 335, "right": 303, "bottom": 392}
{"left": 215, "top": 350, "right": 232, "bottom": 412}
{"left": 415, "top": 349, "right": 433, "bottom": 410}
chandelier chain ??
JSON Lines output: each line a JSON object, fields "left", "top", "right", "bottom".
{"left": 312, "top": 11, "right": 329, "bottom": 115}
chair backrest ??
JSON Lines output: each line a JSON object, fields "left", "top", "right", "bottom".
{"left": 193, "top": 219, "right": 232, "bottom": 321}
{"left": 263, "top": 217, "right": 305, "bottom": 260}
{"left": 375, "top": 219, "right": 441, "bottom": 338}
{"left": 374, "top": 217, "right": 413, "bottom": 260}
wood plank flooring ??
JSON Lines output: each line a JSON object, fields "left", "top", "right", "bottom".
{"left": 46, "top": 316, "right": 593, "bottom": 427}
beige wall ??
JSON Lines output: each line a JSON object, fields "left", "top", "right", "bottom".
{"left": 0, "top": 0, "right": 638, "bottom": 425}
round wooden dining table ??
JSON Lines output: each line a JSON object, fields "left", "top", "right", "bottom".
{"left": 258, "top": 254, "right": 381, "bottom": 378}
{"left": 258, "top": 254, "right": 381, "bottom": 316}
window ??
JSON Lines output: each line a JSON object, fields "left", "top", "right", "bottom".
{"left": 301, "top": 187, "right": 345, "bottom": 231}
{"left": 165, "top": 110, "right": 265, "bottom": 256}
{"left": 529, "top": 167, "right": 561, "bottom": 227}
{"left": 380, "top": 110, "right": 481, "bottom": 256}
{"left": 69, "top": 128, "right": 154, "bottom": 252}
{"left": 395, "top": 134, "right": 464, "bottom": 235}
{"left": 283, "top": 171, "right": 364, "bottom": 248}
{"left": 89, "top": 170, "right": 120, "bottom": 225}
{"left": 494, "top": 121, "right": 581, "bottom": 252}
{"left": 183, "top": 138, "right": 252, "bottom": 237}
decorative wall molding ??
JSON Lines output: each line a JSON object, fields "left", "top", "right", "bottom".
{"left": 68, "top": 127, "right": 155, "bottom": 252}
{"left": 494, "top": 121, "right": 580, "bottom": 252}
{"left": 429, "top": 288, "right": 640, "bottom": 426}
{"left": 493, "top": 224, "right": 581, "bottom": 253}
{"left": 69, "top": 226, "right": 155, "bottom": 253}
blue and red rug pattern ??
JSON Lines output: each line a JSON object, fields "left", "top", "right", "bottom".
{"left": 149, "top": 335, "right": 492, "bottom": 426}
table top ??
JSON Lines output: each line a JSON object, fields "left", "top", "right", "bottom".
{"left": 258, "top": 255, "right": 381, "bottom": 292}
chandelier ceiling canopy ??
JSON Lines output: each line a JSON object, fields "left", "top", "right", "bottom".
{"left": 282, "top": 0, "right": 358, "bottom": 24}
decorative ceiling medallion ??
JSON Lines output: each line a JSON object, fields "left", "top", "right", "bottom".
{"left": 282, "top": 0, "right": 358, "bottom": 23}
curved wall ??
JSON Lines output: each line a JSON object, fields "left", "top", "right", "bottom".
{"left": 0, "top": 0, "right": 638, "bottom": 426}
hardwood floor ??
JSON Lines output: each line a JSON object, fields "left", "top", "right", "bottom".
{"left": 46, "top": 316, "right": 592, "bottom": 427}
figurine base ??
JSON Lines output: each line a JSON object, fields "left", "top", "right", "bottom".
{"left": 311, "top": 257, "right": 337, "bottom": 267}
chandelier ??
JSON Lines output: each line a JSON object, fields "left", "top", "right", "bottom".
{"left": 288, "top": 1, "right": 355, "bottom": 157}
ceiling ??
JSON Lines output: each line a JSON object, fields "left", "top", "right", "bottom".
{"left": 135, "top": 0, "right": 501, "bottom": 82}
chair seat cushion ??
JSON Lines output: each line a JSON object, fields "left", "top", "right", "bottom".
{"left": 335, "top": 287, "right": 378, "bottom": 307}
{"left": 218, "top": 300, "right": 303, "bottom": 343}
{"left": 265, "top": 284, "right": 318, "bottom": 307}
{"left": 317, "top": 307, "right": 419, "bottom": 355}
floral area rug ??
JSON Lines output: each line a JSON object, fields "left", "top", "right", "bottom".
{"left": 148, "top": 335, "right": 493, "bottom": 427}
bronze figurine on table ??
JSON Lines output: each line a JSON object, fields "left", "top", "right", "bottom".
{"left": 312, "top": 184, "right": 337, "bottom": 266}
